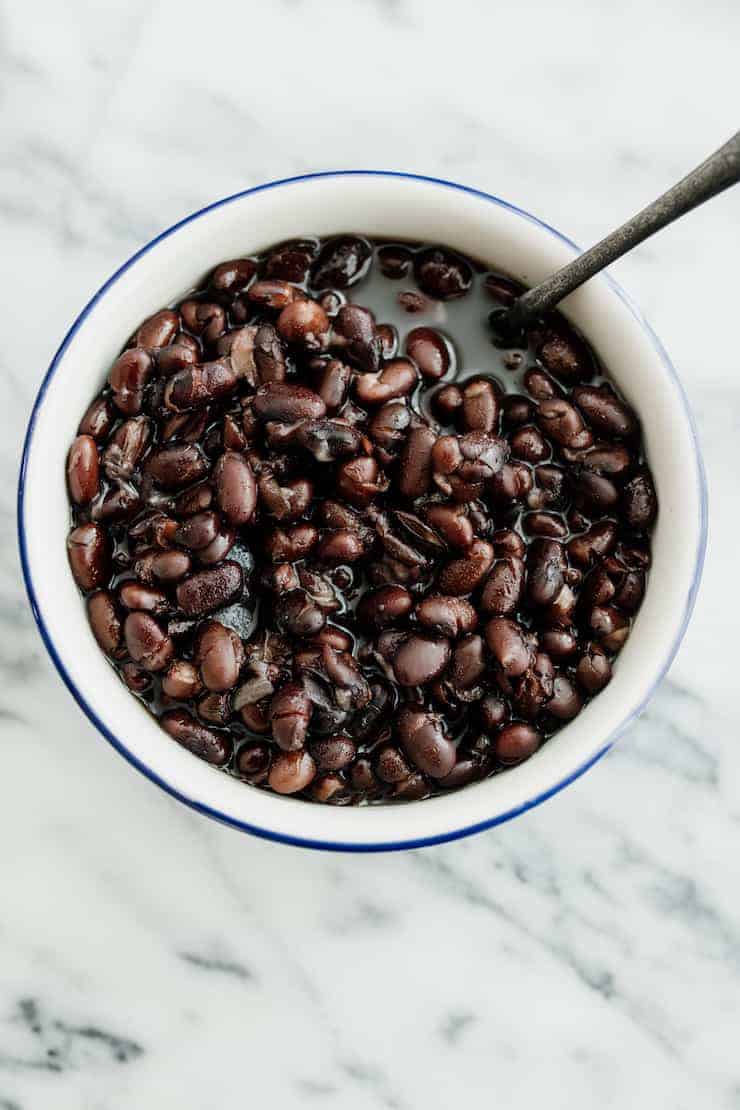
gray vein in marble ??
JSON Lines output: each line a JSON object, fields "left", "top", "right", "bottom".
{"left": 438, "top": 1012, "right": 476, "bottom": 1045}
{"left": 0, "top": 1000, "right": 143, "bottom": 1074}
{"left": 178, "top": 951, "right": 255, "bottom": 982}
{"left": 411, "top": 851, "right": 680, "bottom": 1056}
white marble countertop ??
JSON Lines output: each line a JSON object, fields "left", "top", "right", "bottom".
{"left": 3, "top": 1, "right": 739, "bottom": 1106}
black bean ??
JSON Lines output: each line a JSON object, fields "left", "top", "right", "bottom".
{"left": 392, "top": 635, "right": 451, "bottom": 686}
{"left": 547, "top": 675, "right": 583, "bottom": 719}
{"left": 332, "top": 304, "right": 381, "bottom": 370}
{"left": 397, "top": 704, "right": 456, "bottom": 777}
{"left": 144, "top": 444, "right": 208, "bottom": 489}
{"left": 214, "top": 451, "right": 257, "bottom": 524}
{"left": 480, "top": 557, "right": 524, "bottom": 615}
{"left": 416, "top": 596, "right": 477, "bottom": 638}
{"left": 277, "top": 299, "right": 330, "bottom": 349}
{"left": 161, "top": 709, "right": 231, "bottom": 766}
{"left": 406, "top": 327, "right": 451, "bottom": 380}
{"left": 78, "top": 395, "right": 114, "bottom": 442}
{"left": 414, "top": 247, "right": 472, "bottom": 300}
{"left": 86, "top": 591, "right": 122, "bottom": 657}
{"left": 162, "top": 660, "right": 202, "bottom": 700}
{"left": 355, "top": 358, "right": 418, "bottom": 406}
{"left": 573, "top": 385, "right": 637, "bottom": 439}
{"left": 67, "top": 523, "right": 109, "bottom": 592}
{"left": 264, "top": 240, "right": 317, "bottom": 283}
{"left": 621, "top": 470, "right": 657, "bottom": 529}
{"left": 437, "top": 540, "right": 495, "bottom": 596}
{"left": 576, "top": 642, "right": 613, "bottom": 693}
{"left": 310, "top": 236, "right": 372, "bottom": 289}
{"left": 124, "top": 612, "right": 174, "bottom": 672}
{"left": 176, "top": 562, "right": 243, "bottom": 616}
{"left": 526, "top": 538, "right": 565, "bottom": 606}
{"left": 269, "top": 749, "right": 317, "bottom": 794}
{"left": 494, "top": 723, "right": 541, "bottom": 765}
{"left": 461, "top": 379, "right": 499, "bottom": 433}
{"left": 236, "top": 740, "right": 271, "bottom": 782}
{"left": 485, "top": 618, "right": 534, "bottom": 678}
{"left": 109, "top": 348, "right": 153, "bottom": 414}
{"left": 67, "top": 435, "right": 100, "bottom": 506}
{"left": 311, "top": 735, "right": 356, "bottom": 771}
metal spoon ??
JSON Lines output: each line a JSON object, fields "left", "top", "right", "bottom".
{"left": 503, "top": 130, "right": 740, "bottom": 334}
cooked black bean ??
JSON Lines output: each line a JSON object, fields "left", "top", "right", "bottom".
{"left": 535, "top": 322, "right": 593, "bottom": 381}
{"left": 397, "top": 705, "right": 456, "bottom": 778}
{"left": 567, "top": 520, "right": 618, "bottom": 567}
{"left": 480, "top": 557, "right": 524, "bottom": 615}
{"left": 214, "top": 451, "right": 257, "bottom": 524}
{"left": 86, "top": 591, "right": 122, "bottom": 657}
{"left": 510, "top": 424, "right": 550, "bottom": 463}
{"left": 236, "top": 740, "right": 271, "bottom": 782}
{"left": 392, "top": 634, "right": 451, "bottom": 686}
{"left": 162, "top": 660, "right": 203, "bottom": 700}
{"left": 310, "top": 235, "right": 372, "bottom": 289}
{"left": 194, "top": 621, "right": 245, "bottom": 692}
{"left": 124, "top": 612, "right": 174, "bottom": 672}
{"left": 67, "top": 435, "right": 100, "bottom": 505}
{"left": 78, "top": 395, "right": 114, "bottom": 441}
{"left": 485, "top": 618, "right": 534, "bottom": 678}
{"left": 424, "top": 504, "right": 474, "bottom": 549}
{"left": 144, "top": 444, "right": 208, "bottom": 489}
{"left": 358, "top": 585, "right": 413, "bottom": 629}
{"left": 524, "top": 367, "right": 562, "bottom": 401}
{"left": 332, "top": 304, "right": 381, "bottom": 370}
{"left": 264, "top": 240, "right": 317, "bottom": 283}
{"left": 313, "top": 359, "right": 352, "bottom": 412}
{"left": 253, "top": 381, "right": 326, "bottom": 423}
{"left": 164, "top": 359, "right": 239, "bottom": 412}
{"left": 621, "top": 470, "right": 658, "bottom": 529}
{"left": 537, "top": 398, "right": 592, "bottom": 450}
{"left": 526, "top": 538, "right": 565, "bottom": 606}
{"left": 376, "top": 744, "right": 412, "bottom": 783}
{"left": 277, "top": 299, "right": 330, "bottom": 348}
{"left": 576, "top": 642, "right": 613, "bottom": 693}
{"left": 573, "top": 385, "right": 637, "bottom": 439}
{"left": 355, "top": 358, "right": 418, "bottom": 405}
{"left": 161, "top": 709, "right": 231, "bottom": 766}
{"left": 275, "top": 590, "right": 327, "bottom": 637}
{"left": 67, "top": 523, "right": 109, "bottom": 592}
{"left": 449, "top": 634, "right": 486, "bottom": 690}
{"left": 337, "top": 456, "right": 387, "bottom": 507}
{"left": 311, "top": 735, "right": 356, "bottom": 771}
{"left": 480, "top": 694, "right": 507, "bottom": 730}
{"left": 415, "top": 596, "right": 477, "bottom": 638}
{"left": 572, "top": 470, "right": 621, "bottom": 517}
{"left": 66, "top": 233, "right": 654, "bottom": 806}
{"left": 494, "top": 723, "right": 541, "bottom": 765}
{"left": 432, "top": 383, "right": 464, "bottom": 422}
{"left": 405, "top": 327, "right": 451, "bottom": 380}
{"left": 414, "top": 247, "right": 473, "bottom": 300}
{"left": 210, "top": 257, "right": 257, "bottom": 293}
{"left": 176, "top": 562, "right": 243, "bottom": 616}
{"left": 437, "top": 540, "right": 495, "bottom": 596}
{"left": 109, "top": 348, "right": 153, "bottom": 414}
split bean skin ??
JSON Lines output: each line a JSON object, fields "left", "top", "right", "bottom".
{"left": 65, "top": 235, "right": 656, "bottom": 804}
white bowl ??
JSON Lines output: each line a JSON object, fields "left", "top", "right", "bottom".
{"left": 18, "top": 171, "right": 707, "bottom": 851}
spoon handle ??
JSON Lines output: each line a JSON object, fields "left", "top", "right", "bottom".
{"left": 509, "top": 130, "right": 740, "bottom": 328}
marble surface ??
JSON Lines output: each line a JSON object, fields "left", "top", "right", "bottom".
{"left": 3, "top": 0, "right": 739, "bottom": 1106}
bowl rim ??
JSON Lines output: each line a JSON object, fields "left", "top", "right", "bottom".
{"left": 17, "top": 169, "right": 708, "bottom": 852}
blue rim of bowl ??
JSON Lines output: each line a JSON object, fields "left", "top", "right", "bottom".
{"left": 17, "top": 170, "right": 708, "bottom": 852}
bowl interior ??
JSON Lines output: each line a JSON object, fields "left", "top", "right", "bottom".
{"left": 19, "top": 173, "right": 705, "bottom": 850}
